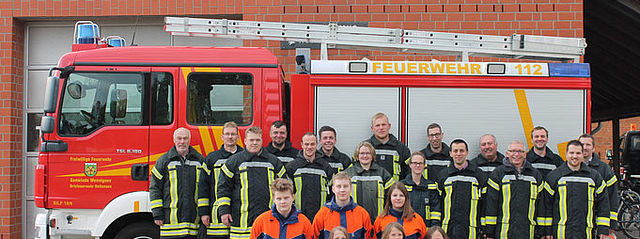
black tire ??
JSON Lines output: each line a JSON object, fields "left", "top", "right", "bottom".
{"left": 621, "top": 202, "right": 640, "bottom": 239}
{"left": 114, "top": 222, "right": 160, "bottom": 239}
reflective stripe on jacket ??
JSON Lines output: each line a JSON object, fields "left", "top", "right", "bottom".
{"left": 217, "top": 149, "right": 287, "bottom": 239}
{"left": 485, "top": 160, "right": 543, "bottom": 239}
{"left": 150, "top": 146, "right": 204, "bottom": 238}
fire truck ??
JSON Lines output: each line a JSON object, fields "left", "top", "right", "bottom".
{"left": 35, "top": 17, "right": 589, "bottom": 238}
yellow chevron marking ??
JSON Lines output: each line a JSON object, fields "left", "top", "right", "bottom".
{"left": 182, "top": 67, "right": 191, "bottom": 85}
{"left": 194, "top": 67, "right": 222, "bottom": 72}
{"left": 514, "top": 90, "right": 534, "bottom": 148}
{"left": 199, "top": 126, "right": 216, "bottom": 156}
{"left": 100, "top": 152, "right": 167, "bottom": 168}
{"left": 557, "top": 141, "right": 569, "bottom": 161}
{"left": 212, "top": 127, "right": 224, "bottom": 150}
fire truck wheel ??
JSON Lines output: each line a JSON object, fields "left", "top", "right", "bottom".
{"left": 115, "top": 222, "right": 160, "bottom": 239}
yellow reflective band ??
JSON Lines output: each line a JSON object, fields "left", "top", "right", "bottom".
{"left": 230, "top": 226, "right": 252, "bottom": 233}
{"left": 442, "top": 185, "right": 453, "bottom": 232}
{"left": 202, "top": 163, "right": 211, "bottom": 175}
{"left": 217, "top": 197, "right": 231, "bottom": 206}
{"left": 427, "top": 184, "right": 438, "bottom": 190}
{"left": 528, "top": 181, "right": 537, "bottom": 239}
{"left": 194, "top": 164, "right": 200, "bottom": 224}
{"left": 405, "top": 185, "right": 413, "bottom": 192}
{"left": 597, "top": 217, "right": 610, "bottom": 226}
{"left": 277, "top": 167, "right": 286, "bottom": 178}
{"left": 393, "top": 155, "right": 400, "bottom": 182}
{"left": 430, "top": 211, "right": 441, "bottom": 220}
{"left": 544, "top": 182, "right": 555, "bottom": 195}
{"left": 150, "top": 199, "right": 163, "bottom": 209}
{"left": 485, "top": 216, "right": 498, "bottom": 225}
{"left": 198, "top": 198, "right": 210, "bottom": 207}
{"left": 596, "top": 181, "right": 606, "bottom": 194}
{"left": 351, "top": 180, "right": 358, "bottom": 203}
{"left": 469, "top": 186, "right": 479, "bottom": 239}
{"left": 268, "top": 167, "right": 275, "bottom": 207}
{"left": 152, "top": 166, "right": 163, "bottom": 180}
{"left": 384, "top": 178, "right": 395, "bottom": 189}
{"left": 500, "top": 183, "right": 511, "bottom": 239}
{"left": 321, "top": 175, "right": 327, "bottom": 208}
{"left": 586, "top": 184, "right": 595, "bottom": 238}
{"left": 169, "top": 168, "right": 179, "bottom": 224}
{"left": 161, "top": 222, "right": 199, "bottom": 229}
{"left": 239, "top": 170, "right": 249, "bottom": 228}
{"left": 557, "top": 185, "right": 567, "bottom": 239}
{"left": 221, "top": 164, "right": 234, "bottom": 178}
{"left": 482, "top": 186, "right": 487, "bottom": 194}
{"left": 611, "top": 211, "right": 619, "bottom": 220}
{"left": 487, "top": 178, "right": 499, "bottom": 190}
{"left": 606, "top": 176, "right": 618, "bottom": 187}
{"left": 214, "top": 167, "right": 221, "bottom": 199}
{"left": 377, "top": 180, "right": 384, "bottom": 216}
{"left": 295, "top": 176, "right": 303, "bottom": 210}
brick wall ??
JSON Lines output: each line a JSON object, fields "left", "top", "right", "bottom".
{"left": 0, "top": 0, "right": 583, "bottom": 237}
{"left": 592, "top": 116, "right": 640, "bottom": 162}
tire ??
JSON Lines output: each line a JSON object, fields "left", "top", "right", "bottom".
{"left": 621, "top": 202, "right": 640, "bottom": 239}
{"left": 114, "top": 222, "right": 160, "bottom": 239}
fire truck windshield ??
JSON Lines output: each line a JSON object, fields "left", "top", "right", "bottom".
{"left": 58, "top": 72, "right": 145, "bottom": 136}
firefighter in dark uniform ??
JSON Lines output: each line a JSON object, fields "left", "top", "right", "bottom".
{"left": 317, "top": 126, "right": 352, "bottom": 172}
{"left": 580, "top": 134, "right": 620, "bottom": 234}
{"left": 541, "top": 140, "right": 610, "bottom": 239}
{"left": 345, "top": 141, "right": 395, "bottom": 223}
{"left": 265, "top": 120, "right": 299, "bottom": 165}
{"left": 217, "top": 126, "right": 287, "bottom": 239}
{"left": 401, "top": 152, "right": 442, "bottom": 227}
{"left": 198, "top": 121, "right": 244, "bottom": 239}
{"left": 150, "top": 127, "right": 204, "bottom": 238}
{"left": 286, "top": 132, "right": 335, "bottom": 220}
{"left": 485, "top": 140, "right": 544, "bottom": 239}
{"left": 419, "top": 123, "right": 453, "bottom": 182}
{"left": 470, "top": 134, "right": 505, "bottom": 178}
{"left": 435, "top": 139, "right": 487, "bottom": 239}
{"left": 366, "top": 112, "right": 410, "bottom": 183}
{"left": 525, "top": 126, "right": 564, "bottom": 178}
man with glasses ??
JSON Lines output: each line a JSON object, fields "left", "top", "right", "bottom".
{"left": 199, "top": 121, "right": 244, "bottom": 239}
{"left": 485, "top": 141, "right": 544, "bottom": 239}
{"left": 420, "top": 123, "right": 453, "bottom": 181}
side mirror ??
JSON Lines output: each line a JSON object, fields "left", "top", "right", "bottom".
{"left": 40, "top": 116, "right": 55, "bottom": 134}
{"left": 43, "top": 76, "right": 59, "bottom": 113}
{"left": 109, "top": 89, "right": 127, "bottom": 119}
{"left": 67, "top": 82, "right": 85, "bottom": 100}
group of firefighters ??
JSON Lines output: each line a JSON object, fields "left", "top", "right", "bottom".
{"left": 149, "top": 112, "right": 619, "bottom": 239}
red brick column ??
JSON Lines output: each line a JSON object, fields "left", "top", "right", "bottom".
{"left": 0, "top": 15, "right": 24, "bottom": 238}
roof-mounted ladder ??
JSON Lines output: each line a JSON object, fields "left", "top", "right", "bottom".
{"left": 164, "top": 17, "right": 586, "bottom": 63}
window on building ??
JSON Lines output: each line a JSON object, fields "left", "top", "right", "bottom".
{"left": 187, "top": 72, "right": 253, "bottom": 125}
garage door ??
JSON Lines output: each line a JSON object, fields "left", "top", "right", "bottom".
{"left": 23, "top": 17, "right": 242, "bottom": 238}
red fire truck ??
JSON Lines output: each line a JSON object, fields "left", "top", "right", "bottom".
{"left": 35, "top": 18, "right": 589, "bottom": 238}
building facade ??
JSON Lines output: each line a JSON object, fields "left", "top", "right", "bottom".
{"left": 0, "top": 0, "right": 583, "bottom": 238}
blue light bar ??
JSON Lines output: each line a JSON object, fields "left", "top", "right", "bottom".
{"left": 548, "top": 63, "right": 590, "bottom": 77}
